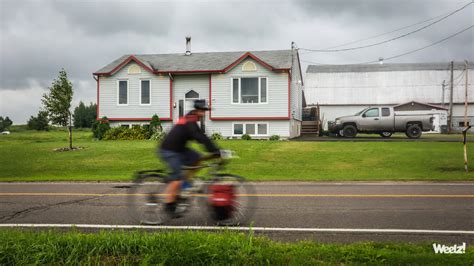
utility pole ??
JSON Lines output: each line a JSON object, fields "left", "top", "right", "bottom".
{"left": 448, "top": 61, "right": 454, "bottom": 133}
{"left": 441, "top": 80, "right": 446, "bottom": 107}
{"left": 463, "top": 61, "right": 470, "bottom": 172}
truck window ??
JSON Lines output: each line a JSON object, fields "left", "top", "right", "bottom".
{"left": 382, "top": 108, "right": 390, "bottom": 117}
{"left": 364, "top": 108, "right": 379, "bottom": 118}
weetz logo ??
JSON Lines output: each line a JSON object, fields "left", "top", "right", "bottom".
{"left": 432, "top": 242, "right": 466, "bottom": 254}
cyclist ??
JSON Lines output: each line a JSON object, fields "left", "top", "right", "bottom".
{"left": 159, "top": 99, "right": 220, "bottom": 217}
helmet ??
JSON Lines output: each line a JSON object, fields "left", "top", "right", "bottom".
{"left": 194, "top": 99, "right": 210, "bottom": 110}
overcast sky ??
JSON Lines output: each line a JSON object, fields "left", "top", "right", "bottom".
{"left": 1, "top": 0, "right": 473, "bottom": 124}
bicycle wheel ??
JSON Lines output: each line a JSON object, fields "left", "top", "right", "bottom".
{"left": 127, "top": 173, "right": 170, "bottom": 225}
{"left": 200, "top": 174, "right": 257, "bottom": 226}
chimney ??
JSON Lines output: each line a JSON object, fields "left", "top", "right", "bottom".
{"left": 185, "top": 36, "right": 191, "bottom": 55}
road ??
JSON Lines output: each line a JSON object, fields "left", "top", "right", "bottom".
{"left": 0, "top": 182, "right": 473, "bottom": 243}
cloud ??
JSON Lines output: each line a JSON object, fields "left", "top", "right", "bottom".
{"left": 1, "top": 0, "right": 473, "bottom": 124}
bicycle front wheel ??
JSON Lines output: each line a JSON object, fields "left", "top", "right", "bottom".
{"left": 201, "top": 174, "right": 257, "bottom": 226}
{"left": 127, "top": 174, "right": 170, "bottom": 225}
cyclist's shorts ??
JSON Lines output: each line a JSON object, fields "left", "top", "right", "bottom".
{"left": 159, "top": 148, "right": 201, "bottom": 181}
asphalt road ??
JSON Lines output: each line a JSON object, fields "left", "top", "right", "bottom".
{"left": 1, "top": 182, "right": 473, "bottom": 243}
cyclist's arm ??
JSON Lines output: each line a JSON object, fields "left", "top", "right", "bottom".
{"left": 188, "top": 122, "right": 220, "bottom": 154}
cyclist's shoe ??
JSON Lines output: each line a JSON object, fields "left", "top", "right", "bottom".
{"left": 164, "top": 202, "right": 183, "bottom": 219}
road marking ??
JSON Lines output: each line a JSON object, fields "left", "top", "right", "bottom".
{"left": 0, "top": 192, "right": 472, "bottom": 198}
{"left": 0, "top": 224, "right": 473, "bottom": 235}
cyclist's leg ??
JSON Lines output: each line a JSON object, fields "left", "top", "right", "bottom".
{"left": 159, "top": 149, "right": 183, "bottom": 205}
{"left": 182, "top": 148, "right": 203, "bottom": 180}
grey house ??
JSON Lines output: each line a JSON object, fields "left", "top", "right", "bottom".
{"left": 93, "top": 41, "right": 304, "bottom": 138}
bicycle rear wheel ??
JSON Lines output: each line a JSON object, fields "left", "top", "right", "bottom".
{"left": 201, "top": 174, "right": 257, "bottom": 226}
{"left": 128, "top": 173, "right": 170, "bottom": 225}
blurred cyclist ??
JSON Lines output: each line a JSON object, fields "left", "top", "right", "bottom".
{"left": 159, "top": 99, "right": 220, "bottom": 217}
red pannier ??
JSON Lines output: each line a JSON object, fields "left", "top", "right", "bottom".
{"left": 208, "top": 184, "right": 236, "bottom": 220}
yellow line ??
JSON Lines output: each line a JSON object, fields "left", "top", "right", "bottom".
{"left": 0, "top": 193, "right": 472, "bottom": 198}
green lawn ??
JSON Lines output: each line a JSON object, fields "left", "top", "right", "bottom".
{"left": 1, "top": 229, "right": 472, "bottom": 265}
{"left": 1, "top": 130, "right": 474, "bottom": 181}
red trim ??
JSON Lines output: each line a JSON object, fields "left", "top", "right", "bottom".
{"left": 104, "top": 118, "right": 172, "bottom": 121}
{"left": 93, "top": 55, "right": 155, "bottom": 76}
{"left": 223, "top": 52, "right": 274, "bottom": 72}
{"left": 156, "top": 70, "right": 223, "bottom": 74}
{"left": 211, "top": 117, "right": 290, "bottom": 121}
{"left": 96, "top": 76, "right": 100, "bottom": 119}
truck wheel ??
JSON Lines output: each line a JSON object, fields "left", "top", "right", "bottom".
{"left": 406, "top": 124, "right": 422, "bottom": 139}
{"left": 342, "top": 125, "right": 357, "bottom": 138}
{"left": 380, "top": 132, "right": 392, "bottom": 138}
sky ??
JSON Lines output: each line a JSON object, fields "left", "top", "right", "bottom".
{"left": 1, "top": 0, "right": 473, "bottom": 124}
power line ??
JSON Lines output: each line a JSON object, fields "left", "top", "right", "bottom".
{"left": 300, "top": 10, "right": 452, "bottom": 54}
{"left": 300, "top": 2, "right": 472, "bottom": 53}
{"left": 301, "top": 25, "right": 473, "bottom": 66}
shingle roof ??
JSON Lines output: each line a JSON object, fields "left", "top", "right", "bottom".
{"left": 306, "top": 62, "right": 474, "bottom": 73}
{"left": 94, "top": 50, "right": 292, "bottom": 74}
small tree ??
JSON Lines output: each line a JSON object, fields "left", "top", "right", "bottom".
{"left": 42, "top": 69, "right": 74, "bottom": 149}
{"left": 27, "top": 111, "right": 49, "bottom": 131}
{"left": 0, "top": 116, "right": 13, "bottom": 131}
{"left": 92, "top": 116, "right": 110, "bottom": 140}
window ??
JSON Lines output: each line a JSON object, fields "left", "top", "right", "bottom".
{"left": 233, "top": 123, "right": 268, "bottom": 136}
{"left": 245, "top": 124, "right": 255, "bottom": 135}
{"left": 185, "top": 90, "right": 199, "bottom": 99}
{"left": 128, "top": 64, "right": 141, "bottom": 74}
{"left": 364, "top": 108, "right": 379, "bottom": 118}
{"left": 459, "top": 121, "right": 470, "bottom": 127}
{"left": 118, "top": 80, "right": 128, "bottom": 105}
{"left": 120, "top": 124, "right": 130, "bottom": 128}
{"left": 233, "top": 124, "right": 244, "bottom": 135}
{"left": 382, "top": 108, "right": 390, "bottom": 117}
{"left": 242, "top": 61, "right": 257, "bottom": 71}
{"left": 231, "top": 77, "right": 267, "bottom": 104}
{"left": 140, "top": 80, "right": 150, "bottom": 105}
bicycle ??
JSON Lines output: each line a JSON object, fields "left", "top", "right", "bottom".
{"left": 127, "top": 150, "right": 257, "bottom": 226}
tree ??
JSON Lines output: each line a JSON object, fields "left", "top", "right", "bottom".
{"left": 73, "top": 101, "right": 97, "bottom": 128}
{"left": 42, "top": 69, "right": 74, "bottom": 149}
{"left": 0, "top": 116, "right": 13, "bottom": 131}
{"left": 27, "top": 111, "right": 49, "bottom": 131}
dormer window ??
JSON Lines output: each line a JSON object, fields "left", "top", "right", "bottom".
{"left": 128, "top": 64, "right": 141, "bottom": 74}
{"left": 242, "top": 61, "right": 257, "bottom": 72}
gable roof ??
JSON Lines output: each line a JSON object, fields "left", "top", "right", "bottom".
{"left": 394, "top": 101, "right": 448, "bottom": 110}
{"left": 94, "top": 50, "right": 293, "bottom": 75}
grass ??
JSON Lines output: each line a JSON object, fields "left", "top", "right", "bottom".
{"left": 1, "top": 130, "right": 474, "bottom": 181}
{"left": 1, "top": 229, "right": 472, "bottom": 265}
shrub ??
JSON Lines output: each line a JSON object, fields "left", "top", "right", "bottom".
{"left": 92, "top": 117, "right": 110, "bottom": 140}
{"left": 102, "top": 125, "right": 149, "bottom": 140}
{"left": 149, "top": 114, "right": 162, "bottom": 134}
{"left": 269, "top": 135, "right": 280, "bottom": 141}
{"left": 150, "top": 131, "right": 167, "bottom": 141}
{"left": 211, "top": 132, "right": 223, "bottom": 140}
{"left": 241, "top": 134, "right": 251, "bottom": 140}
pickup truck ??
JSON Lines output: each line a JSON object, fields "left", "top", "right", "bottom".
{"left": 329, "top": 106, "right": 435, "bottom": 139}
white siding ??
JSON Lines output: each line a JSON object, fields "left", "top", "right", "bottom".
{"left": 211, "top": 58, "right": 289, "bottom": 118}
{"left": 305, "top": 69, "right": 474, "bottom": 105}
{"left": 99, "top": 62, "right": 171, "bottom": 119}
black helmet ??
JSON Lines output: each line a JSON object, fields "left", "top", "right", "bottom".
{"left": 194, "top": 99, "right": 210, "bottom": 110}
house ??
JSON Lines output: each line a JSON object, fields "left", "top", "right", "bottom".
{"left": 304, "top": 62, "right": 473, "bottom": 132}
{"left": 93, "top": 39, "right": 304, "bottom": 139}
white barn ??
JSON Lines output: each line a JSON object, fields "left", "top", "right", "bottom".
{"left": 304, "top": 62, "right": 473, "bottom": 132}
